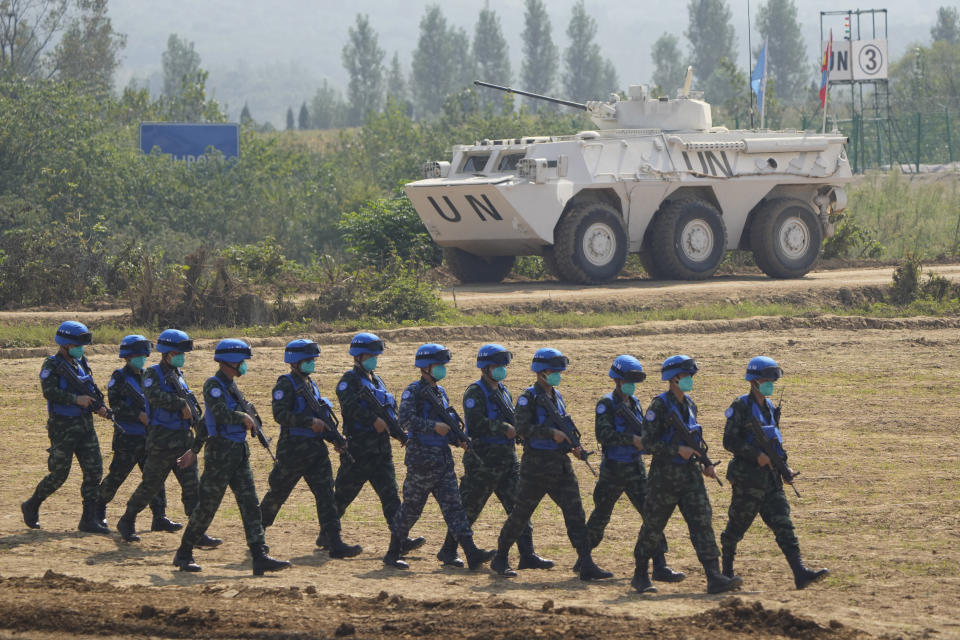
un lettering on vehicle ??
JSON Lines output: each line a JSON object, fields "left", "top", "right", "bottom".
{"left": 680, "top": 150, "right": 734, "bottom": 178}
{"left": 425, "top": 193, "right": 504, "bottom": 223}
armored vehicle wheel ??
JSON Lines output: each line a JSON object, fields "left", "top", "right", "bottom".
{"left": 443, "top": 248, "right": 516, "bottom": 284}
{"left": 638, "top": 248, "right": 665, "bottom": 279}
{"left": 649, "top": 198, "right": 727, "bottom": 280}
{"left": 750, "top": 199, "right": 823, "bottom": 279}
{"left": 542, "top": 247, "right": 564, "bottom": 280}
{"left": 552, "top": 201, "right": 627, "bottom": 284}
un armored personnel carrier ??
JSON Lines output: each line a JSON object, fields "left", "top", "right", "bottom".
{"left": 404, "top": 73, "right": 852, "bottom": 284}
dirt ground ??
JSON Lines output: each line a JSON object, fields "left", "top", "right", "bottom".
{"left": 0, "top": 325, "right": 958, "bottom": 639}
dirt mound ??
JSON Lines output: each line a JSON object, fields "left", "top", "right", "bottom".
{"left": 0, "top": 573, "right": 870, "bottom": 639}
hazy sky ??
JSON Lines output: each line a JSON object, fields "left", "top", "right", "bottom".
{"left": 108, "top": 0, "right": 943, "bottom": 124}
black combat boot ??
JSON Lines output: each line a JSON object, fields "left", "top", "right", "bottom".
{"left": 315, "top": 530, "right": 328, "bottom": 548}
{"left": 721, "top": 552, "right": 739, "bottom": 580}
{"left": 490, "top": 545, "right": 517, "bottom": 578}
{"left": 702, "top": 557, "right": 742, "bottom": 594}
{"left": 173, "top": 544, "right": 201, "bottom": 572}
{"left": 327, "top": 530, "right": 363, "bottom": 559}
{"left": 631, "top": 557, "right": 657, "bottom": 593}
{"left": 250, "top": 544, "right": 291, "bottom": 576}
{"left": 151, "top": 508, "right": 183, "bottom": 533}
{"left": 577, "top": 549, "right": 613, "bottom": 581}
{"left": 401, "top": 535, "right": 426, "bottom": 554}
{"left": 196, "top": 532, "right": 222, "bottom": 548}
{"left": 436, "top": 531, "right": 464, "bottom": 567}
{"left": 78, "top": 500, "right": 110, "bottom": 534}
{"left": 459, "top": 535, "right": 496, "bottom": 570}
{"left": 116, "top": 513, "right": 140, "bottom": 542}
{"left": 785, "top": 550, "right": 829, "bottom": 589}
{"left": 652, "top": 554, "right": 686, "bottom": 582}
{"left": 383, "top": 534, "right": 409, "bottom": 569}
{"left": 95, "top": 500, "right": 108, "bottom": 529}
{"left": 516, "top": 531, "right": 554, "bottom": 570}
{"left": 21, "top": 496, "right": 41, "bottom": 529}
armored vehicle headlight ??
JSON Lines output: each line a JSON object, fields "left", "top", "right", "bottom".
{"left": 423, "top": 161, "right": 450, "bottom": 179}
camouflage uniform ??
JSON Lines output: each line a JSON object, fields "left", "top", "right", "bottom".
{"left": 181, "top": 371, "right": 265, "bottom": 547}
{"left": 633, "top": 392, "right": 720, "bottom": 563}
{"left": 389, "top": 378, "right": 471, "bottom": 541}
{"left": 587, "top": 392, "right": 666, "bottom": 555}
{"left": 97, "top": 364, "right": 166, "bottom": 516}
{"left": 496, "top": 383, "right": 590, "bottom": 552}
{"left": 456, "top": 379, "right": 533, "bottom": 546}
{"left": 121, "top": 361, "right": 203, "bottom": 520}
{"left": 333, "top": 366, "right": 401, "bottom": 525}
{"left": 720, "top": 394, "right": 799, "bottom": 558}
{"left": 30, "top": 355, "right": 103, "bottom": 504}
{"left": 259, "top": 373, "right": 339, "bottom": 534}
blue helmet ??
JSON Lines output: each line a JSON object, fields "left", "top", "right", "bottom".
{"left": 745, "top": 356, "right": 783, "bottom": 381}
{"left": 609, "top": 355, "right": 646, "bottom": 382}
{"left": 284, "top": 339, "right": 320, "bottom": 364}
{"left": 477, "top": 343, "right": 512, "bottom": 368}
{"left": 214, "top": 338, "right": 252, "bottom": 363}
{"left": 119, "top": 334, "right": 152, "bottom": 358}
{"left": 55, "top": 321, "right": 92, "bottom": 347}
{"left": 415, "top": 343, "right": 451, "bottom": 368}
{"left": 531, "top": 347, "right": 568, "bottom": 373}
{"left": 661, "top": 355, "right": 698, "bottom": 381}
{"left": 156, "top": 329, "right": 193, "bottom": 354}
{"left": 349, "top": 332, "right": 385, "bottom": 356}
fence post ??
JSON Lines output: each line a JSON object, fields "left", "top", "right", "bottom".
{"left": 947, "top": 107, "right": 954, "bottom": 164}
{"left": 915, "top": 112, "right": 922, "bottom": 173}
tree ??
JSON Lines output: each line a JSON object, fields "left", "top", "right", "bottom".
{"left": 386, "top": 51, "right": 407, "bottom": 103}
{"left": 685, "top": 0, "right": 737, "bottom": 102}
{"left": 50, "top": 0, "right": 125, "bottom": 92}
{"left": 520, "top": 0, "right": 558, "bottom": 102}
{"left": 472, "top": 5, "right": 511, "bottom": 109}
{"left": 342, "top": 13, "right": 385, "bottom": 124}
{"left": 240, "top": 102, "right": 252, "bottom": 125}
{"left": 755, "top": 0, "right": 806, "bottom": 104}
{"left": 162, "top": 33, "right": 201, "bottom": 98}
{"left": 298, "top": 102, "right": 310, "bottom": 130}
{"left": 563, "top": 0, "right": 613, "bottom": 102}
{"left": 310, "top": 79, "right": 347, "bottom": 129}
{"left": 410, "top": 5, "right": 473, "bottom": 118}
{"left": 286, "top": 106, "right": 294, "bottom": 130}
{"left": 651, "top": 33, "right": 686, "bottom": 96}
{"left": 931, "top": 7, "right": 959, "bottom": 44}
{"left": 0, "top": 0, "right": 72, "bottom": 78}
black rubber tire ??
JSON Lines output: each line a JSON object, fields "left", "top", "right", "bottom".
{"left": 551, "top": 201, "right": 628, "bottom": 284}
{"left": 649, "top": 198, "right": 727, "bottom": 280}
{"left": 541, "top": 247, "right": 563, "bottom": 281}
{"left": 749, "top": 199, "right": 823, "bottom": 279}
{"left": 442, "top": 248, "right": 516, "bottom": 284}
{"left": 638, "top": 248, "right": 665, "bottom": 279}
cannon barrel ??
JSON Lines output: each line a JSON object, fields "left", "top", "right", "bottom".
{"left": 474, "top": 81, "right": 587, "bottom": 111}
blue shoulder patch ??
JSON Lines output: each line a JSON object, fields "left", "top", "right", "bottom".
{"left": 724, "top": 407, "right": 734, "bottom": 419}
{"left": 465, "top": 397, "right": 476, "bottom": 409}
{"left": 337, "top": 381, "right": 348, "bottom": 391}
{"left": 210, "top": 387, "right": 222, "bottom": 398}
{"left": 273, "top": 389, "right": 284, "bottom": 400}
{"left": 596, "top": 403, "right": 606, "bottom": 414}
{"left": 645, "top": 409, "right": 656, "bottom": 422}
{"left": 401, "top": 390, "right": 411, "bottom": 400}
{"left": 40, "top": 368, "right": 51, "bottom": 379}
{"left": 143, "top": 377, "right": 153, "bottom": 387}
{"left": 107, "top": 377, "right": 116, "bottom": 388}
{"left": 517, "top": 396, "right": 528, "bottom": 406}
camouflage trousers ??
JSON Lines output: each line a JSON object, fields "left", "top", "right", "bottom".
{"left": 497, "top": 449, "right": 589, "bottom": 552}
{"left": 458, "top": 445, "right": 533, "bottom": 546}
{"left": 390, "top": 453, "right": 471, "bottom": 540}
{"left": 634, "top": 460, "right": 720, "bottom": 562}
{"left": 123, "top": 428, "right": 199, "bottom": 519}
{"left": 98, "top": 431, "right": 165, "bottom": 515}
{"left": 334, "top": 443, "right": 401, "bottom": 526}
{"left": 259, "top": 433, "right": 339, "bottom": 533}
{"left": 33, "top": 416, "right": 102, "bottom": 503}
{"left": 587, "top": 458, "right": 667, "bottom": 554}
{"left": 721, "top": 474, "right": 799, "bottom": 557}
{"left": 182, "top": 438, "right": 264, "bottom": 547}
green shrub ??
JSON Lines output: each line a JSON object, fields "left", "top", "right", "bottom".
{"left": 890, "top": 254, "right": 922, "bottom": 305}
{"left": 511, "top": 256, "right": 548, "bottom": 280}
{"left": 338, "top": 193, "right": 441, "bottom": 267}
{"left": 822, "top": 213, "right": 885, "bottom": 259}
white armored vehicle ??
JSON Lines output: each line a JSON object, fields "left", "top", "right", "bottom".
{"left": 404, "top": 74, "right": 852, "bottom": 284}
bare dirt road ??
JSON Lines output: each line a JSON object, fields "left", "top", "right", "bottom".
{"left": 1, "top": 326, "right": 957, "bottom": 638}
{"left": 439, "top": 264, "right": 960, "bottom": 311}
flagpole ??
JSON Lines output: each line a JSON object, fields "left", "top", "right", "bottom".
{"left": 822, "top": 31, "right": 832, "bottom": 133}
{"left": 760, "top": 36, "right": 768, "bottom": 129}
{"left": 747, "top": 0, "right": 754, "bottom": 129}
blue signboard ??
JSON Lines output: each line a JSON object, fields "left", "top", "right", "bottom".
{"left": 139, "top": 122, "right": 240, "bottom": 162}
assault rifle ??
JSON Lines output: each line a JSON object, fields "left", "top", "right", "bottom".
{"left": 613, "top": 398, "right": 648, "bottom": 453}
{"left": 290, "top": 375, "right": 355, "bottom": 464}
{"left": 484, "top": 384, "right": 521, "bottom": 445}
{"left": 163, "top": 367, "right": 203, "bottom": 427}
{"left": 745, "top": 410, "right": 800, "bottom": 498}
{"left": 228, "top": 382, "right": 277, "bottom": 463}
{"left": 359, "top": 385, "right": 408, "bottom": 445}
{"left": 534, "top": 393, "right": 598, "bottom": 477}
{"left": 54, "top": 356, "right": 121, "bottom": 430}
{"left": 113, "top": 373, "right": 147, "bottom": 435}
{"left": 417, "top": 386, "right": 486, "bottom": 468}
{"left": 665, "top": 411, "right": 723, "bottom": 486}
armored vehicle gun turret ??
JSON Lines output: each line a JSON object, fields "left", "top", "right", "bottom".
{"left": 405, "top": 72, "right": 852, "bottom": 284}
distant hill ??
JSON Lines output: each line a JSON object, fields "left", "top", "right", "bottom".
{"left": 109, "top": 0, "right": 943, "bottom": 126}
